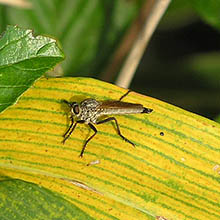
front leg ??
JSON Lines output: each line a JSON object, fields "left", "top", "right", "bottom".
{"left": 96, "top": 117, "right": 135, "bottom": 147}
{"left": 62, "top": 120, "right": 85, "bottom": 144}
{"left": 63, "top": 116, "right": 74, "bottom": 139}
{"left": 80, "top": 123, "right": 97, "bottom": 157}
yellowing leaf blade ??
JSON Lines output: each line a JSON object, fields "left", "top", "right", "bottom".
{"left": 0, "top": 77, "right": 220, "bottom": 219}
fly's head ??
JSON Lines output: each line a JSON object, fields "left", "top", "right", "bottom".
{"left": 62, "top": 100, "right": 81, "bottom": 118}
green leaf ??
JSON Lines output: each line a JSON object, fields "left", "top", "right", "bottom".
{"left": 5, "top": 0, "right": 143, "bottom": 76}
{"left": 160, "top": 0, "right": 196, "bottom": 30}
{"left": 189, "top": 0, "right": 220, "bottom": 30}
{"left": 0, "top": 77, "right": 220, "bottom": 219}
{"left": 184, "top": 52, "right": 220, "bottom": 89}
{"left": 0, "top": 25, "right": 64, "bottom": 113}
{"left": 215, "top": 115, "right": 220, "bottom": 123}
{"left": 0, "top": 179, "right": 94, "bottom": 220}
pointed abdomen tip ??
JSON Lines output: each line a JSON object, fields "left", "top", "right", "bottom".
{"left": 142, "top": 108, "right": 153, "bottom": 113}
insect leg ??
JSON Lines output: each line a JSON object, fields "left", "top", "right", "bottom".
{"left": 62, "top": 120, "right": 85, "bottom": 144}
{"left": 119, "top": 90, "right": 132, "bottom": 101}
{"left": 63, "top": 116, "right": 74, "bottom": 138}
{"left": 80, "top": 123, "right": 97, "bottom": 157}
{"left": 119, "top": 90, "right": 153, "bottom": 114}
{"left": 96, "top": 117, "right": 135, "bottom": 147}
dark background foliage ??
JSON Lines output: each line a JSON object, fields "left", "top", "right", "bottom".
{"left": 0, "top": 0, "right": 220, "bottom": 120}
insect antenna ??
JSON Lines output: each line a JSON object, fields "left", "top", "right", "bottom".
{"left": 61, "top": 99, "right": 72, "bottom": 107}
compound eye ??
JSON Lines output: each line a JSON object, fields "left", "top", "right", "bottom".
{"left": 73, "top": 104, "right": 80, "bottom": 115}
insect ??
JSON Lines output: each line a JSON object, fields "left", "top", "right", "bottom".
{"left": 62, "top": 90, "right": 153, "bottom": 157}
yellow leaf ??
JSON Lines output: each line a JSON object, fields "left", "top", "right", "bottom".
{"left": 0, "top": 77, "right": 220, "bottom": 219}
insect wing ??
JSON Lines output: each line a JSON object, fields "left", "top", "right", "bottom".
{"left": 98, "top": 101, "right": 144, "bottom": 115}
{"left": 99, "top": 101, "right": 143, "bottom": 109}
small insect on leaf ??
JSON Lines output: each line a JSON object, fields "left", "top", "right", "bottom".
{"left": 62, "top": 90, "right": 153, "bottom": 157}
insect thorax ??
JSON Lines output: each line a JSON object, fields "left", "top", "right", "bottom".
{"left": 78, "top": 99, "right": 101, "bottom": 123}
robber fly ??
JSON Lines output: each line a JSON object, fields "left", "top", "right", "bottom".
{"left": 62, "top": 90, "right": 153, "bottom": 157}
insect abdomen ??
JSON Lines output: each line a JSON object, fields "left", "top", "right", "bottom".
{"left": 100, "top": 107, "right": 145, "bottom": 115}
